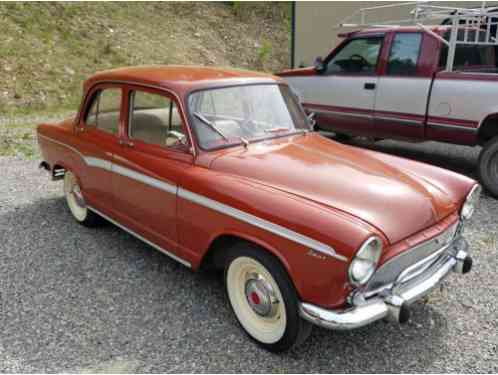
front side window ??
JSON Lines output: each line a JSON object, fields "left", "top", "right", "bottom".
{"left": 387, "top": 33, "right": 422, "bottom": 76}
{"left": 84, "top": 88, "right": 121, "bottom": 135}
{"left": 128, "top": 90, "right": 186, "bottom": 148}
{"left": 188, "top": 84, "right": 309, "bottom": 150}
{"left": 326, "top": 37, "right": 383, "bottom": 75}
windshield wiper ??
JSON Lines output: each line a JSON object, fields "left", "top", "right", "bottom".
{"left": 264, "top": 126, "right": 290, "bottom": 133}
{"left": 194, "top": 111, "right": 250, "bottom": 148}
{"left": 193, "top": 112, "right": 228, "bottom": 140}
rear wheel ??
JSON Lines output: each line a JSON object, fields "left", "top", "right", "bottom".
{"left": 478, "top": 136, "right": 498, "bottom": 198}
{"left": 63, "top": 171, "right": 103, "bottom": 227}
{"left": 224, "top": 243, "right": 312, "bottom": 352}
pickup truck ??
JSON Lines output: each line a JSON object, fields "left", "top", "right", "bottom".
{"left": 279, "top": 26, "right": 498, "bottom": 197}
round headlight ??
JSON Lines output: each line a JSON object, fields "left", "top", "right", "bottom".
{"left": 461, "top": 184, "right": 482, "bottom": 220}
{"left": 348, "top": 236, "right": 383, "bottom": 286}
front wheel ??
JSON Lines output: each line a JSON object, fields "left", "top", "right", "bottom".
{"left": 478, "top": 136, "right": 498, "bottom": 198}
{"left": 224, "top": 244, "right": 312, "bottom": 352}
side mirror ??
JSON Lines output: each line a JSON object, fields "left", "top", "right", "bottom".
{"left": 166, "top": 130, "right": 188, "bottom": 147}
{"left": 314, "top": 56, "right": 325, "bottom": 73}
{"left": 307, "top": 112, "right": 316, "bottom": 130}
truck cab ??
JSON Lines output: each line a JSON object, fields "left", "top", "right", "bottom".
{"left": 279, "top": 25, "right": 498, "bottom": 197}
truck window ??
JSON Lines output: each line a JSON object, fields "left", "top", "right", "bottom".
{"left": 386, "top": 33, "right": 422, "bottom": 76}
{"left": 325, "top": 37, "right": 383, "bottom": 75}
{"left": 439, "top": 30, "right": 498, "bottom": 72}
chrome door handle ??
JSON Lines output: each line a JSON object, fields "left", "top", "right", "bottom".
{"left": 119, "top": 139, "right": 134, "bottom": 148}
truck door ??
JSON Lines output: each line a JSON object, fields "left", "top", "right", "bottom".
{"left": 373, "top": 32, "right": 431, "bottom": 139}
{"left": 288, "top": 36, "right": 384, "bottom": 136}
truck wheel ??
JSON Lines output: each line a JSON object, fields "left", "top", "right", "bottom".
{"left": 224, "top": 243, "right": 312, "bottom": 352}
{"left": 478, "top": 136, "right": 498, "bottom": 198}
{"left": 63, "top": 171, "right": 103, "bottom": 227}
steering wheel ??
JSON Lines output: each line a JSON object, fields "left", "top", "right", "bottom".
{"left": 350, "top": 54, "right": 370, "bottom": 68}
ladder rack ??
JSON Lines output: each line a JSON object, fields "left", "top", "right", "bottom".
{"left": 338, "top": 1, "right": 498, "bottom": 72}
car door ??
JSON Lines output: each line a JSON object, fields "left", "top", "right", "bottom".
{"left": 373, "top": 31, "right": 430, "bottom": 139}
{"left": 111, "top": 85, "right": 194, "bottom": 260}
{"left": 76, "top": 85, "right": 123, "bottom": 214}
{"left": 289, "top": 36, "right": 384, "bottom": 135}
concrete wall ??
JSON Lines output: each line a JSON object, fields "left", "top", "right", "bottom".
{"left": 293, "top": 1, "right": 498, "bottom": 68}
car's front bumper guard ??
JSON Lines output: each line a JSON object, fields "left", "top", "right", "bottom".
{"left": 299, "top": 237, "right": 472, "bottom": 330}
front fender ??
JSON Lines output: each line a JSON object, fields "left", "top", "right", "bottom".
{"left": 177, "top": 168, "right": 378, "bottom": 309}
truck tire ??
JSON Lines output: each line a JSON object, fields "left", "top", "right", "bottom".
{"left": 224, "top": 242, "right": 312, "bottom": 352}
{"left": 478, "top": 136, "right": 498, "bottom": 198}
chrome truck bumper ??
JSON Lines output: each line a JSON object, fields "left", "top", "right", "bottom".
{"left": 299, "top": 237, "right": 472, "bottom": 330}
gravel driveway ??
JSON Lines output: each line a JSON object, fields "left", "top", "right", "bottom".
{"left": 0, "top": 139, "right": 497, "bottom": 373}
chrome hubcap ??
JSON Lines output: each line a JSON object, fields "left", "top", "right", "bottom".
{"left": 71, "top": 183, "right": 85, "bottom": 207}
{"left": 244, "top": 273, "right": 279, "bottom": 317}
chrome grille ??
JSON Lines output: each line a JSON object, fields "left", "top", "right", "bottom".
{"left": 366, "top": 221, "right": 459, "bottom": 293}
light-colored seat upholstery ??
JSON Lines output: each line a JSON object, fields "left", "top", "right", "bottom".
{"left": 95, "top": 111, "right": 120, "bottom": 134}
{"left": 130, "top": 107, "right": 185, "bottom": 146}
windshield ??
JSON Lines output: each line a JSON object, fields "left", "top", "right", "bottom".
{"left": 188, "top": 84, "right": 309, "bottom": 150}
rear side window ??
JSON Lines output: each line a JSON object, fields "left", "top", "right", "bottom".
{"left": 386, "top": 33, "right": 422, "bottom": 76}
{"left": 84, "top": 88, "right": 122, "bottom": 135}
{"left": 128, "top": 90, "right": 186, "bottom": 148}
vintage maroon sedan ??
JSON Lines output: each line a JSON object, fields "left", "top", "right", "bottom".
{"left": 37, "top": 66, "right": 479, "bottom": 352}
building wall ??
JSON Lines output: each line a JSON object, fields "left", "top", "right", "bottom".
{"left": 293, "top": 1, "right": 498, "bottom": 68}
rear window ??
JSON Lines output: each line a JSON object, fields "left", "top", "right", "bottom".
{"left": 439, "top": 30, "right": 498, "bottom": 72}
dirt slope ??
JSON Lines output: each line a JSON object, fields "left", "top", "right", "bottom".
{"left": 0, "top": 2, "right": 291, "bottom": 112}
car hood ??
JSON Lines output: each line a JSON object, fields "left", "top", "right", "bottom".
{"left": 209, "top": 134, "right": 458, "bottom": 244}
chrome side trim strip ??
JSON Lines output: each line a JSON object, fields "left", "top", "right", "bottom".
{"left": 38, "top": 134, "right": 86, "bottom": 159}
{"left": 375, "top": 116, "right": 423, "bottom": 127}
{"left": 85, "top": 157, "right": 112, "bottom": 171}
{"left": 178, "top": 188, "right": 347, "bottom": 262}
{"left": 313, "top": 109, "right": 373, "bottom": 120}
{"left": 88, "top": 206, "right": 191, "bottom": 267}
{"left": 111, "top": 163, "right": 177, "bottom": 194}
{"left": 40, "top": 134, "right": 347, "bottom": 262}
{"left": 427, "top": 122, "right": 478, "bottom": 132}
{"left": 39, "top": 135, "right": 177, "bottom": 194}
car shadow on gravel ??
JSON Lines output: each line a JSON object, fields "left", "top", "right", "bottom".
{"left": 1, "top": 196, "right": 451, "bottom": 372}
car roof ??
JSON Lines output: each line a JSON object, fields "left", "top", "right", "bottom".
{"left": 83, "top": 65, "right": 284, "bottom": 95}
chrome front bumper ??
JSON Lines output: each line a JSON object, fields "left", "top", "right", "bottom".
{"left": 299, "top": 236, "right": 472, "bottom": 330}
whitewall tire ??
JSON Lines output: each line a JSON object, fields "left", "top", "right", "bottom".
{"left": 63, "top": 171, "right": 102, "bottom": 227}
{"left": 224, "top": 243, "right": 312, "bottom": 352}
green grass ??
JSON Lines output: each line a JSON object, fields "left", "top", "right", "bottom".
{"left": 0, "top": 2, "right": 291, "bottom": 115}
{"left": 0, "top": 2, "right": 291, "bottom": 158}
{"left": 0, "top": 108, "right": 75, "bottom": 159}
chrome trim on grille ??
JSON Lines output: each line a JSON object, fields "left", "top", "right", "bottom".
{"left": 365, "top": 221, "right": 459, "bottom": 293}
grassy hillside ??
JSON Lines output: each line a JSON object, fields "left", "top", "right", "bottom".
{"left": 0, "top": 2, "right": 291, "bottom": 113}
